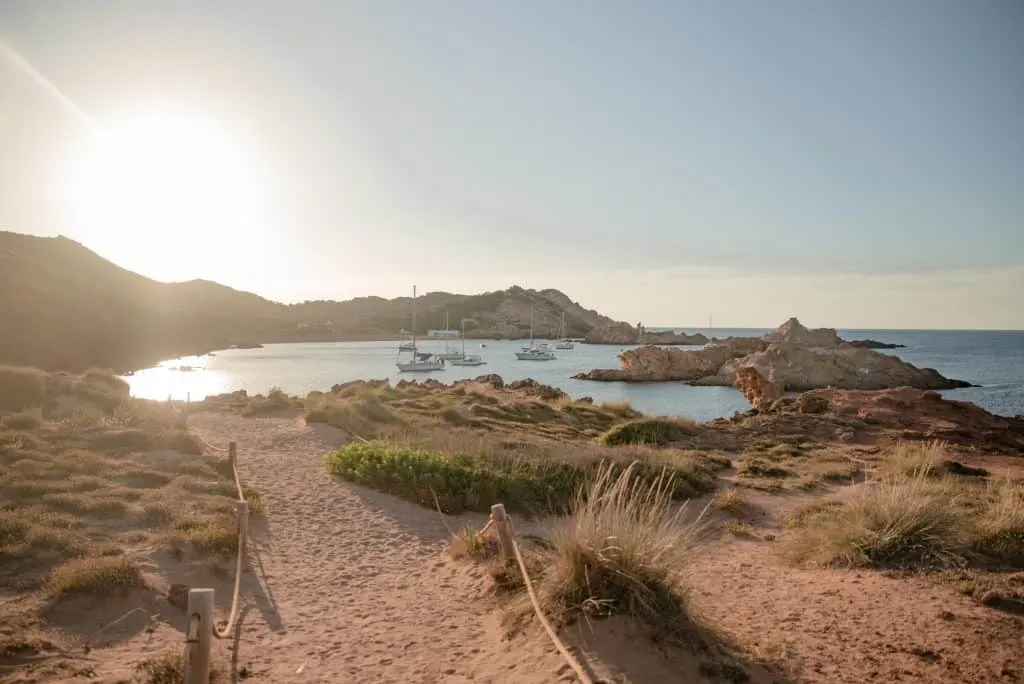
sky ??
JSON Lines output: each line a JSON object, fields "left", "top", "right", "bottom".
{"left": 0, "top": 0, "right": 1021, "bottom": 329}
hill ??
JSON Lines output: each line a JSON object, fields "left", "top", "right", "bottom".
{"left": 0, "top": 231, "right": 686, "bottom": 372}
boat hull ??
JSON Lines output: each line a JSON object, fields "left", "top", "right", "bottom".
{"left": 396, "top": 361, "right": 444, "bottom": 372}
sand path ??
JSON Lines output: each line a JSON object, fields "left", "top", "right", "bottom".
{"left": 187, "top": 412, "right": 574, "bottom": 684}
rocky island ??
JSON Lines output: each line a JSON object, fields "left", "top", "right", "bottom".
{"left": 575, "top": 317, "right": 970, "bottom": 391}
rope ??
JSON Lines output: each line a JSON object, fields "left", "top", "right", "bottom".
{"left": 509, "top": 534, "right": 593, "bottom": 684}
{"left": 213, "top": 446, "right": 246, "bottom": 639}
{"left": 195, "top": 434, "right": 230, "bottom": 453}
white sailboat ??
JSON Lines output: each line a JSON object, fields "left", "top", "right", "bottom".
{"left": 396, "top": 286, "right": 444, "bottom": 372}
{"left": 450, "top": 318, "right": 486, "bottom": 366}
{"left": 555, "top": 312, "right": 574, "bottom": 350}
{"left": 515, "top": 306, "right": 556, "bottom": 361}
{"left": 435, "top": 311, "right": 465, "bottom": 360}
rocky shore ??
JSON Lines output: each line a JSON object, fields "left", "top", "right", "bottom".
{"left": 574, "top": 317, "right": 969, "bottom": 391}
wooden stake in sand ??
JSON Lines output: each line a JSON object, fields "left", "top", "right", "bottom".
{"left": 185, "top": 588, "right": 214, "bottom": 684}
{"left": 489, "top": 504, "right": 515, "bottom": 563}
{"left": 228, "top": 442, "right": 238, "bottom": 472}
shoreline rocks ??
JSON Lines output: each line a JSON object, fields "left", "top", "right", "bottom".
{"left": 575, "top": 317, "right": 970, "bottom": 391}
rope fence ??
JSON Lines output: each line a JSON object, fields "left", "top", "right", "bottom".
{"left": 183, "top": 439, "right": 250, "bottom": 684}
{"left": 481, "top": 504, "right": 593, "bottom": 684}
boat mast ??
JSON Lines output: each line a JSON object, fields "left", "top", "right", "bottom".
{"left": 461, "top": 318, "right": 466, "bottom": 356}
{"left": 411, "top": 286, "right": 417, "bottom": 352}
{"left": 529, "top": 306, "right": 535, "bottom": 345}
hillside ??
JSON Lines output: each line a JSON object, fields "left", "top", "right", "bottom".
{"left": 0, "top": 231, "right": 674, "bottom": 372}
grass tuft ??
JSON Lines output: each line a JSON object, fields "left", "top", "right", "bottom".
{"left": 47, "top": 556, "right": 144, "bottom": 599}
{"left": 599, "top": 417, "right": 696, "bottom": 447}
{"left": 541, "top": 462, "right": 702, "bottom": 637}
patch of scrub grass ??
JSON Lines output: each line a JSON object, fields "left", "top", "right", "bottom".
{"left": 787, "top": 442, "right": 1024, "bottom": 571}
{"left": 134, "top": 649, "right": 222, "bottom": 684}
{"left": 712, "top": 489, "right": 747, "bottom": 515}
{"left": 785, "top": 461, "right": 968, "bottom": 569}
{"left": 599, "top": 417, "right": 697, "bottom": 447}
{"left": 47, "top": 556, "right": 144, "bottom": 599}
{"left": 179, "top": 517, "right": 239, "bottom": 556}
{"left": 540, "top": 462, "right": 703, "bottom": 638}
{"left": 970, "top": 479, "right": 1024, "bottom": 567}
{"left": 722, "top": 520, "right": 757, "bottom": 538}
{"left": 324, "top": 440, "right": 722, "bottom": 516}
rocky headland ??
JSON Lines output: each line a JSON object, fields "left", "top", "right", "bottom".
{"left": 574, "top": 317, "right": 970, "bottom": 391}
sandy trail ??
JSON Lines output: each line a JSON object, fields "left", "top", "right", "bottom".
{"left": 187, "top": 412, "right": 573, "bottom": 684}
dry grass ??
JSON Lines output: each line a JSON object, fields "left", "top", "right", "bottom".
{"left": 712, "top": 488, "right": 747, "bottom": 515}
{"left": 47, "top": 556, "right": 144, "bottom": 598}
{"left": 538, "top": 462, "right": 705, "bottom": 637}
{"left": 786, "top": 442, "right": 1024, "bottom": 570}
{"left": 134, "top": 649, "right": 223, "bottom": 684}
{"left": 200, "top": 378, "right": 647, "bottom": 443}
{"left": 0, "top": 366, "right": 251, "bottom": 600}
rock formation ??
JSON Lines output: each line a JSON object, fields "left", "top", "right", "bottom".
{"left": 575, "top": 317, "right": 969, "bottom": 391}
{"left": 763, "top": 317, "right": 842, "bottom": 346}
{"left": 763, "top": 387, "right": 1024, "bottom": 452}
{"left": 583, "top": 321, "right": 707, "bottom": 346}
{"left": 733, "top": 367, "right": 784, "bottom": 409}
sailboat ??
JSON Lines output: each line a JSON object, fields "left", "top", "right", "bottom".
{"left": 396, "top": 286, "right": 444, "bottom": 372}
{"left": 515, "top": 306, "right": 556, "bottom": 361}
{"left": 450, "top": 318, "right": 486, "bottom": 366}
{"left": 555, "top": 312, "right": 574, "bottom": 350}
{"left": 435, "top": 311, "right": 465, "bottom": 360}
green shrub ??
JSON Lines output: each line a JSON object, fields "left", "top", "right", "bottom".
{"left": 599, "top": 418, "right": 697, "bottom": 446}
{"left": 324, "top": 440, "right": 720, "bottom": 516}
{"left": 0, "top": 366, "right": 47, "bottom": 412}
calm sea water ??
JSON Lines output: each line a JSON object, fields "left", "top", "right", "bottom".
{"left": 124, "top": 329, "right": 1024, "bottom": 421}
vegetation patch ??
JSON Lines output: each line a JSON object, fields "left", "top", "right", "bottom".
{"left": 786, "top": 444, "right": 1024, "bottom": 570}
{"left": 47, "top": 556, "right": 143, "bottom": 599}
{"left": 599, "top": 417, "right": 697, "bottom": 446}
{"left": 539, "top": 463, "right": 703, "bottom": 638}
{"left": 325, "top": 439, "right": 723, "bottom": 516}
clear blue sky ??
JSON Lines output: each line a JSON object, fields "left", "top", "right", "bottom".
{"left": 1, "top": 0, "right": 1021, "bottom": 328}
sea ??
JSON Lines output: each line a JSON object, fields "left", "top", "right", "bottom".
{"left": 123, "top": 329, "right": 1024, "bottom": 422}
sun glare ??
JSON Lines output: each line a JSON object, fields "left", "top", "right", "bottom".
{"left": 64, "top": 108, "right": 267, "bottom": 280}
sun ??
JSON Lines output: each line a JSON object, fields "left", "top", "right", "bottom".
{"left": 64, "top": 107, "right": 266, "bottom": 280}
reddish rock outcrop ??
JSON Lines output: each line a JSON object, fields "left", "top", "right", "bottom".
{"left": 734, "top": 367, "right": 784, "bottom": 409}
{"left": 765, "top": 387, "right": 1024, "bottom": 452}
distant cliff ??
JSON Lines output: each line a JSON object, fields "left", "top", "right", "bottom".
{"left": 0, "top": 231, "right": 664, "bottom": 371}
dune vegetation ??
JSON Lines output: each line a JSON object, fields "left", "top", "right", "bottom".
{"left": 785, "top": 441, "right": 1024, "bottom": 571}
{"left": 0, "top": 365, "right": 253, "bottom": 670}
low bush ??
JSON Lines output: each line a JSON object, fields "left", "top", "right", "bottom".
{"left": 599, "top": 418, "right": 697, "bottom": 446}
{"left": 324, "top": 440, "right": 721, "bottom": 515}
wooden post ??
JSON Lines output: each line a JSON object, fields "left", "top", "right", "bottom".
{"left": 228, "top": 442, "right": 237, "bottom": 472}
{"left": 184, "top": 588, "right": 214, "bottom": 684}
{"left": 490, "top": 504, "right": 515, "bottom": 563}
